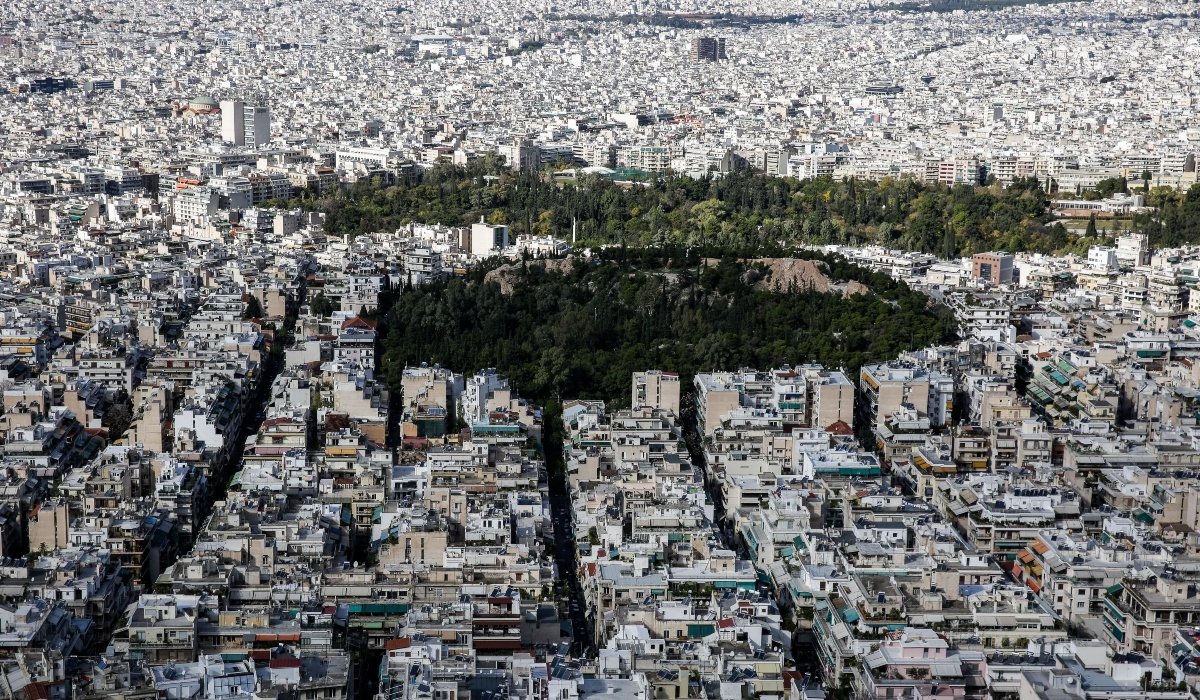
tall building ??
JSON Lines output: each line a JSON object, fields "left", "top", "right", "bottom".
{"left": 469, "top": 219, "right": 509, "bottom": 254}
{"left": 244, "top": 106, "right": 271, "bottom": 148}
{"left": 972, "top": 252, "right": 1015, "bottom": 285}
{"left": 220, "top": 101, "right": 269, "bottom": 147}
{"left": 220, "top": 100, "right": 244, "bottom": 145}
{"left": 497, "top": 141, "right": 540, "bottom": 170}
{"left": 632, "top": 370, "right": 680, "bottom": 414}
{"left": 689, "top": 37, "right": 726, "bottom": 62}
{"left": 1116, "top": 232, "right": 1150, "bottom": 267}
{"left": 859, "top": 361, "right": 934, "bottom": 428}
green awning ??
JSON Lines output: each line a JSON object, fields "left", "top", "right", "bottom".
{"left": 1137, "top": 350, "right": 1165, "bottom": 358}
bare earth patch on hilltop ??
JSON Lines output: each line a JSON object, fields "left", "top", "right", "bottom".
{"left": 755, "top": 258, "right": 870, "bottom": 298}
{"left": 483, "top": 256, "right": 576, "bottom": 294}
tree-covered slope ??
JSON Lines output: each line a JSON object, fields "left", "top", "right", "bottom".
{"left": 380, "top": 251, "right": 958, "bottom": 406}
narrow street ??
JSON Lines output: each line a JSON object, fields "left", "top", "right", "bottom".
{"left": 545, "top": 413, "right": 592, "bottom": 656}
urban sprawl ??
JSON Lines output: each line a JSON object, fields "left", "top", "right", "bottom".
{"left": 3, "top": 0, "right": 1200, "bottom": 700}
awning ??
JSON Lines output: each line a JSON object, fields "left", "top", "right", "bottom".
{"left": 865, "top": 650, "right": 888, "bottom": 669}
{"left": 931, "top": 663, "right": 963, "bottom": 678}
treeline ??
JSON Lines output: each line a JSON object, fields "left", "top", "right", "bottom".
{"left": 287, "top": 158, "right": 1113, "bottom": 257}
{"left": 379, "top": 251, "right": 958, "bottom": 406}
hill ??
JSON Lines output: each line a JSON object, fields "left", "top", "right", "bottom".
{"left": 379, "top": 251, "right": 958, "bottom": 407}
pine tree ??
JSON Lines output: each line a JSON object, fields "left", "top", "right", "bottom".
{"left": 942, "top": 222, "right": 955, "bottom": 260}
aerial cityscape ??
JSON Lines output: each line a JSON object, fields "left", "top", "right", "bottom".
{"left": 3, "top": 0, "right": 1200, "bottom": 699}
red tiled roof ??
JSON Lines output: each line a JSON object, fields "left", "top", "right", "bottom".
{"left": 385, "top": 638, "right": 411, "bottom": 650}
{"left": 341, "top": 316, "right": 378, "bottom": 331}
{"left": 269, "top": 658, "right": 302, "bottom": 669}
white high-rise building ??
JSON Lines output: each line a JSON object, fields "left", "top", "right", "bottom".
{"left": 219, "top": 101, "right": 269, "bottom": 147}
{"left": 1087, "top": 246, "right": 1119, "bottom": 271}
{"left": 470, "top": 219, "right": 509, "bottom": 254}
{"left": 1116, "top": 232, "right": 1150, "bottom": 268}
{"left": 244, "top": 106, "right": 270, "bottom": 148}
{"left": 173, "top": 186, "right": 219, "bottom": 222}
{"left": 220, "top": 100, "right": 244, "bottom": 145}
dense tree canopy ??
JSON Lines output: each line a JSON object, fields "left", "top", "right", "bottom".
{"left": 285, "top": 159, "right": 1104, "bottom": 257}
{"left": 380, "top": 251, "right": 958, "bottom": 406}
